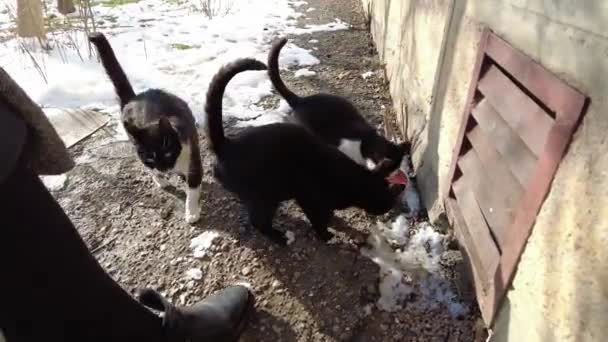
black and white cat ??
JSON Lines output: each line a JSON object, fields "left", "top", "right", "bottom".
{"left": 268, "top": 37, "right": 409, "bottom": 171}
{"left": 89, "top": 32, "right": 203, "bottom": 224}
{"left": 205, "top": 58, "right": 404, "bottom": 245}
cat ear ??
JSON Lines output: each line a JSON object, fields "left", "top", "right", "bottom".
{"left": 158, "top": 117, "right": 175, "bottom": 133}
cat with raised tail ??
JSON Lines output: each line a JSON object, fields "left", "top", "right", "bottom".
{"left": 205, "top": 58, "right": 404, "bottom": 245}
{"left": 267, "top": 37, "right": 409, "bottom": 170}
{"left": 89, "top": 32, "right": 203, "bottom": 224}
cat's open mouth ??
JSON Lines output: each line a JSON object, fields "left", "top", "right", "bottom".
{"left": 386, "top": 169, "right": 408, "bottom": 185}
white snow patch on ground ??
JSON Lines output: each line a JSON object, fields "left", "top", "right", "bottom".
{"left": 186, "top": 268, "right": 203, "bottom": 280}
{"left": 276, "top": 99, "right": 293, "bottom": 114}
{"left": 361, "top": 71, "right": 374, "bottom": 79}
{"left": 277, "top": 44, "right": 321, "bottom": 67}
{"left": 291, "top": 0, "right": 307, "bottom": 7}
{"left": 0, "top": 0, "right": 346, "bottom": 127}
{"left": 286, "top": 19, "right": 349, "bottom": 35}
{"left": 190, "top": 231, "right": 220, "bottom": 258}
{"left": 40, "top": 174, "right": 68, "bottom": 191}
{"left": 361, "top": 215, "right": 469, "bottom": 317}
{"left": 308, "top": 39, "right": 319, "bottom": 44}
{"left": 294, "top": 68, "right": 316, "bottom": 78}
{"left": 307, "top": 7, "right": 316, "bottom": 12}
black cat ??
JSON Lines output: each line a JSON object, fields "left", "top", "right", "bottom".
{"left": 205, "top": 58, "right": 404, "bottom": 245}
{"left": 89, "top": 32, "right": 203, "bottom": 224}
{"left": 268, "top": 37, "right": 409, "bottom": 170}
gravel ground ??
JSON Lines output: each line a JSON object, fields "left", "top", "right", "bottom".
{"left": 49, "top": 0, "right": 480, "bottom": 340}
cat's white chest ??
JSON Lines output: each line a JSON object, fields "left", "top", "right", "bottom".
{"left": 172, "top": 143, "right": 191, "bottom": 175}
{"left": 338, "top": 138, "right": 366, "bottom": 166}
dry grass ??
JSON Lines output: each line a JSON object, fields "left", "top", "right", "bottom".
{"left": 198, "top": 0, "right": 233, "bottom": 19}
{"left": 2, "top": 0, "right": 98, "bottom": 83}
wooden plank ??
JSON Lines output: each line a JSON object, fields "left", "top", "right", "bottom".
{"left": 443, "top": 29, "right": 490, "bottom": 202}
{"left": 485, "top": 33, "right": 586, "bottom": 118}
{"left": 445, "top": 197, "right": 491, "bottom": 292}
{"left": 499, "top": 120, "right": 584, "bottom": 297}
{"left": 452, "top": 178, "right": 501, "bottom": 283}
{"left": 472, "top": 98, "right": 538, "bottom": 186}
{"left": 478, "top": 65, "right": 553, "bottom": 156}
{"left": 448, "top": 196, "right": 498, "bottom": 324}
{"left": 466, "top": 126, "right": 525, "bottom": 204}
{"left": 458, "top": 149, "right": 515, "bottom": 250}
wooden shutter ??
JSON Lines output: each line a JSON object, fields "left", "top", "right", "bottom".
{"left": 444, "top": 29, "right": 588, "bottom": 325}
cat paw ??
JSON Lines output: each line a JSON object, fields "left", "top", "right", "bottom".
{"left": 185, "top": 209, "right": 201, "bottom": 224}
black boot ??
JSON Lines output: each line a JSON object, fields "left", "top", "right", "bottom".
{"left": 139, "top": 285, "right": 255, "bottom": 342}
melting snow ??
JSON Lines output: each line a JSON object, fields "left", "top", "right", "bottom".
{"left": 361, "top": 215, "right": 469, "bottom": 317}
{"left": 285, "top": 19, "right": 349, "bottom": 35}
{"left": 186, "top": 268, "right": 203, "bottom": 280}
{"left": 0, "top": 0, "right": 347, "bottom": 127}
{"left": 361, "top": 71, "right": 374, "bottom": 79}
{"left": 190, "top": 231, "right": 219, "bottom": 258}
{"left": 40, "top": 174, "right": 68, "bottom": 191}
{"left": 294, "top": 68, "right": 316, "bottom": 78}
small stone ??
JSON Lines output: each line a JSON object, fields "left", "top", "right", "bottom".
{"left": 241, "top": 267, "right": 251, "bottom": 276}
{"left": 271, "top": 280, "right": 281, "bottom": 288}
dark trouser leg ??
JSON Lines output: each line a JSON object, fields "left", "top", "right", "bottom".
{"left": 0, "top": 161, "right": 167, "bottom": 342}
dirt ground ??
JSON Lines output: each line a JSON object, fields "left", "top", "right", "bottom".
{"left": 50, "top": 0, "right": 479, "bottom": 340}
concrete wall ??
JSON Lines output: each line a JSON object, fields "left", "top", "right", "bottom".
{"left": 362, "top": 0, "right": 608, "bottom": 340}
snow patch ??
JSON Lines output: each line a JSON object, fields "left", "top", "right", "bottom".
{"left": 291, "top": 0, "right": 307, "bottom": 7}
{"left": 361, "top": 71, "right": 374, "bottom": 79}
{"left": 190, "top": 231, "right": 220, "bottom": 258}
{"left": 306, "top": 7, "right": 316, "bottom": 12}
{"left": 294, "top": 68, "right": 316, "bottom": 78}
{"left": 276, "top": 99, "right": 293, "bottom": 114}
{"left": 40, "top": 174, "right": 68, "bottom": 191}
{"left": 286, "top": 19, "right": 349, "bottom": 35}
{"left": 186, "top": 268, "right": 203, "bottom": 280}
{"left": 308, "top": 39, "right": 319, "bottom": 44}
{"left": 278, "top": 45, "right": 321, "bottom": 67}
{"left": 361, "top": 216, "right": 469, "bottom": 317}
{"left": 0, "top": 0, "right": 347, "bottom": 131}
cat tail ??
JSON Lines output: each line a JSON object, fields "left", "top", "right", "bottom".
{"left": 268, "top": 37, "right": 300, "bottom": 107}
{"left": 205, "top": 58, "right": 267, "bottom": 155}
{"left": 89, "top": 32, "right": 136, "bottom": 109}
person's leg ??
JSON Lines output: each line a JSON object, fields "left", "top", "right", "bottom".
{"left": 0, "top": 68, "right": 254, "bottom": 342}
{"left": 0, "top": 155, "right": 167, "bottom": 342}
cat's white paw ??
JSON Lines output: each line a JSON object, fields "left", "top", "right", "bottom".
{"left": 185, "top": 186, "right": 202, "bottom": 224}
{"left": 185, "top": 208, "right": 201, "bottom": 224}
{"left": 153, "top": 174, "right": 170, "bottom": 188}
